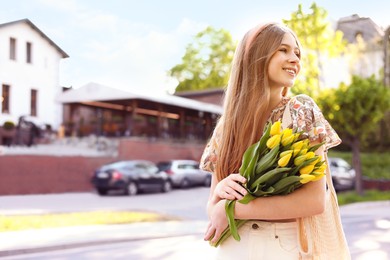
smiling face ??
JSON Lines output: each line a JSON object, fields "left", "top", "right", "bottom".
{"left": 267, "top": 32, "right": 301, "bottom": 90}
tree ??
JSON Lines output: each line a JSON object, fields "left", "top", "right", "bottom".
{"left": 169, "top": 26, "right": 236, "bottom": 92}
{"left": 317, "top": 75, "right": 390, "bottom": 195}
{"left": 283, "top": 3, "right": 346, "bottom": 97}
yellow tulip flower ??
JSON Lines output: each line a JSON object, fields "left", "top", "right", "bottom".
{"left": 294, "top": 155, "right": 307, "bottom": 166}
{"left": 266, "top": 135, "right": 281, "bottom": 149}
{"left": 312, "top": 173, "right": 325, "bottom": 181}
{"left": 280, "top": 150, "right": 293, "bottom": 158}
{"left": 291, "top": 140, "right": 304, "bottom": 150}
{"left": 281, "top": 132, "right": 295, "bottom": 146}
{"left": 306, "top": 151, "right": 315, "bottom": 160}
{"left": 270, "top": 121, "right": 281, "bottom": 136}
{"left": 300, "top": 174, "right": 316, "bottom": 184}
{"left": 278, "top": 153, "right": 292, "bottom": 167}
{"left": 299, "top": 164, "right": 315, "bottom": 175}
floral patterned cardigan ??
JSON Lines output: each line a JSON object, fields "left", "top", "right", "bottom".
{"left": 200, "top": 94, "right": 341, "bottom": 173}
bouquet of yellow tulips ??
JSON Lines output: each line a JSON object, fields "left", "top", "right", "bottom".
{"left": 210, "top": 120, "right": 326, "bottom": 247}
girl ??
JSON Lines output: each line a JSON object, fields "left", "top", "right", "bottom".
{"left": 200, "top": 23, "right": 350, "bottom": 259}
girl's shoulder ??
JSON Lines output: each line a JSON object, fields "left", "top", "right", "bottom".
{"left": 290, "top": 94, "right": 316, "bottom": 107}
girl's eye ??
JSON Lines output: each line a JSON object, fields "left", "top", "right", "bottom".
{"left": 279, "top": 48, "right": 287, "bottom": 53}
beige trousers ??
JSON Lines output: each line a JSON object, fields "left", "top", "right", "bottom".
{"left": 216, "top": 220, "right": 299, "bottom": 260}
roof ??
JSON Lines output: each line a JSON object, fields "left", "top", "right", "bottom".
{"left": 175, "top": 88, "right": 224, "bottom": 98}
{"left": 56, "top": 82, "right": 223, "bottom": 114}
{"left": 337, "top": 14, "right": 384, "bottom": 43}
{"left": 0, "top": 19, "right": 69, "bottom": 58}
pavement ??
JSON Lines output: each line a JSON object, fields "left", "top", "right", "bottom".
{"left": 1, "top": 200, "right": 390, "bottom": 258}
{"left": 0, "top": 220, "right": 209, "bottom": 257}
{"left": 1, "top": 144, "right": 389, "bottom": 259}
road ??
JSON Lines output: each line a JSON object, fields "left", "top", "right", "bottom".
{"left": 0, "top": 189, "right": 389, "bottom": 259}
{"left": 0, "top": 187, "right": 210, "bottom": 220}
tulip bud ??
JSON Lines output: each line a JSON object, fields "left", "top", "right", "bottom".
{"left": 291, "top": 140, "right": 304, "bottom": 150}
{"left": 293, "top": 149, "right": 301, "bottom": 157}
{"left": 312, "top": 173, "right": 325, "bottom": 181}
{"left": 316, "top": 164, "right": 327, "bottom": 173}
{"left": 280, "top": 150, "right": 293, "bottom": 158}
{"left": 294, "top": 155, "right": 307, "bottom": 166}
{"left": 305, "top": 152, "right": 315, "bottom": 160}
{"left": 298, "top": 148, "right": 308, "bottom": 156}
{"left": 270, "top": 121, "right": 281, "bottom": 136}
{"left": 281, "top": 134, "right": 295, "bottom": 147}
{"left": 300, "top": 174, "right": 316, "bottom": 184}
{"left": 311, "top": 156, "right": 320, "bottom": 165}
{"left": 299, "top": 164, "right": 315, "bottom": 175}
{"left": 278, "top": 153, "right": 292, "bottom": 167}
{"left": 266, "top": 135, "right": 281, "bottom": 149}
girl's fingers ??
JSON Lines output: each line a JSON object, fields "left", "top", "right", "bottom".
{"left": 211, "top": 228, "right": 223, "bottom": 244}
{"left": 227, "top": 180, "right": 248, "bottom": 196}
{"left": 228, "top": 173, "right": 247, "bottom": 184}
{"left": 225, "top": 187, "right": 244, "bottom": 200}
{"left": 204, "top": 223, "right": 215, "bottom": 240}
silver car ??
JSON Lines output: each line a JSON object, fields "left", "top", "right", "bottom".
{"left": 157, "top": 160, "right": 211, "bottom": 188}
{"left": 328, "top": 157, "right": 356, "bottom": 191}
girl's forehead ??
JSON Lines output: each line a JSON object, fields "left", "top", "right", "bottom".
{"left": 281, "top": 33, "right": 300, "bottom": 49}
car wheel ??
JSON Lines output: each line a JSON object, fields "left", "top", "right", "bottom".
{"left": 97, "top": 188, "right": 108, "bottom": 196}
{"left": 204, "top": 176, "right": 211, "bottom": 187}
{"left": 126, "top": 182, "right": 138, "bottom": 196}
{"left": 162, "top": 181, "right": 172, "bottom": 193}
{"left": 180, "top": 178, "right": 190, "bottom": 189}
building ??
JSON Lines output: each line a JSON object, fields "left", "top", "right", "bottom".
{"left": 321, "top": 14, "right": 385, "bottom": 88}
{"left": 57, "top": 82, "right": 222, "bottom": 142}
{"left": 0, "top": 19, "right": 68, "bottom": 128}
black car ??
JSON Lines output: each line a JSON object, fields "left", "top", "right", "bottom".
{"left": 328, "top": 157, "right": 356, "bottom": 191}
{"left": 91, "top": 160, "right": 172, "bottom": 196}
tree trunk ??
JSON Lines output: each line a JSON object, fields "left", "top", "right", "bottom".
{"left": 351, "top": 137, "right": 364, "bottom": 195}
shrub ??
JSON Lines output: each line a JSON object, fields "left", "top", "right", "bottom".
{"left": 3, "top": 121, "right": 15, "bottom": 130}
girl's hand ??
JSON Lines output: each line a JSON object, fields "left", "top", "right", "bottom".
{"left": 214, "top": 173, "right": 247, "bottom": 201}
{"left": 204, "top": 199, "right": 228, "bottom": 243}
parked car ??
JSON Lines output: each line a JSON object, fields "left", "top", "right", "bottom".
{"left": 328, "top": 157, "right": 356, "bottom": 191}
{"left": 91, "top": 160, "right": 172, "bottom": 196}
{"left": 157, "top": 160, "right": 211, "bottom": 188}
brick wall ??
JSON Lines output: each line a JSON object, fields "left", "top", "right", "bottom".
{"left": 0, "top": 138, "right": 208, "bottom": 195}
{"left": 117, "top": 138, "right": 206, "bottom": 162}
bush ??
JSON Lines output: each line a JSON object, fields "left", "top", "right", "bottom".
{"left": 2, "top": 121, "right": 15, "bottom": 130}
{"left": 337, "top": 189, "right": 390, "bottom": 205}
{"left": 328, "top": 151, "right": 390, "bottom": 179}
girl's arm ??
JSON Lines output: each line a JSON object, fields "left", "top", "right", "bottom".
{"left": 205, "top": 142, "right": 327, "bottom": 243}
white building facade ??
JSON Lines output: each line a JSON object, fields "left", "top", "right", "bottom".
{"left": 0, "top": 19, "right": 68, "bottom": 129}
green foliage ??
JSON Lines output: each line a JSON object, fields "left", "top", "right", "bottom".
{"left": 3, "top": 121, "right": 15, "bottom": 130}
{"left": 337, "top": 190, "right": 390, "bottom": 206}
{"left": 283, "top": 3, "right": 346, "bottom": 98}
{"left": 328, "top": 151, "right": 390, "bottom": 179}
{"left": 169, "top": 26, "right": 236, "bottom": 92}
{"left": 318, "top": 75, "right": 390, "bottom": 145}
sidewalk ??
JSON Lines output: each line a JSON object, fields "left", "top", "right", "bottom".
{"left": 0, "top": 220, "right": 208, "bottom": 257}
{"left": 0, "top": 201, "right": 389, "bottom": 258}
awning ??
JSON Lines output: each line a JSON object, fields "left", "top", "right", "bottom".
{"left": 56, "top": 82, "right": 223, "bottom": 115}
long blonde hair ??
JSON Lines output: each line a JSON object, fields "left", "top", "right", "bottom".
{"left": 215, "top": 23, "right": 300, "bottom": 181}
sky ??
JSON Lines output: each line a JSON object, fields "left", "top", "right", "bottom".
{"left": 1, "top": 0, "right": 390, "bottom": 94}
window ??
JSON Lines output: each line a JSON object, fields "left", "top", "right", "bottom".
{"left": 31, "top": 89, "right": 37, "bottom": 116}
{"left": 26, "top": 42, "right": 32, "bottom": 63}
{"left": 9, "top": 38, "right": 16, "bottom": 60}
{"left": 1, "top": 84, "right": 10, "bottom": 113}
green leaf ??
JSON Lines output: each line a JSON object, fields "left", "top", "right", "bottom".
{"left": 225, "top": 200, "right": 240, "bottom": 241}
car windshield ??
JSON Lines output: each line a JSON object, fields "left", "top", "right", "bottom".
{"left": 157, "top": 162, "right": 172, "bottom": 171}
